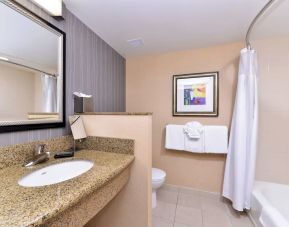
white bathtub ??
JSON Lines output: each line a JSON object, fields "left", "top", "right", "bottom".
{"left": 249, "top": 181, "right": 289, "bottom": 227}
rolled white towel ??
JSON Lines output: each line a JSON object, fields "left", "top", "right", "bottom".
{"left": 183, "top": 121, "right": 204, "bottom": 139}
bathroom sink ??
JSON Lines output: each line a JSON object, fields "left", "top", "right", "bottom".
{"left": 18, "top": 160, "right": 94, "bottom": 187}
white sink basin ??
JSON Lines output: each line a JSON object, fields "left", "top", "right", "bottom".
{"left": 18, "top": 160, "right": 94, "bottom": 187}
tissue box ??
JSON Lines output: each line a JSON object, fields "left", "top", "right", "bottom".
{"left": 74, "top": 96, "right": 93, "bottom": 113}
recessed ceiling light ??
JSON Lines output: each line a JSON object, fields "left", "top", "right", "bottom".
{"left": 0, "top": 56, "right": 9, "bottom": 61}
{"left": 31, "top": 0, "right": 63, "bottom": 17}
{"left": 127, "top": 38, "right": 144, "bottom": 48}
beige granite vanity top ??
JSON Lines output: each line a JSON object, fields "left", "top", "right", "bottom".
{"left": 79, "top": 112, "right": 153, "bottom": 115}
{"left": 0, "top": 149, "right": 134, "bottom": 227}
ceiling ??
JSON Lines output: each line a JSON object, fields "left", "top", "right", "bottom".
{"left": 64, "top": 0, "right": 271, "bottom": 58}
{"left": 251, "top": 0, "right": 289, "bottom": 40}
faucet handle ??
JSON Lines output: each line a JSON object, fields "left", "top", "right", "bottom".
{"left": 34, "top": 144, "right": 46, "bottom": 156}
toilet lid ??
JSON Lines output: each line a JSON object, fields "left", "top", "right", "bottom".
{"left": 152, "top": 168, "right": 166, "bottom": 181}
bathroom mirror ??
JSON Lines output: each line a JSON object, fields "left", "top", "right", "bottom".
{"left": 0, "top": 0, "right": 65, "bottom": 132}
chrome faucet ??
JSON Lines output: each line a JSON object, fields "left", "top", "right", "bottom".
{"left": 24, "top": 144, "right": 50, "bottom": 167}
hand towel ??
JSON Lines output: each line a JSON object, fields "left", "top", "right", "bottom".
{"left": 165, "top": 124, "right": 185, "bottom": 150}
{"left": 183, "top": 121, "right": 204, "bottom": 139}
{"left": 204, "top": 126, "right": 228, "bottom": 153}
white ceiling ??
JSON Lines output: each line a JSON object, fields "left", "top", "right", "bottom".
{"left": 64, "top": 0, "right": 271, "bottom": 58}
{"left": 251, "top": 0, "right": 289, "bottom": 40}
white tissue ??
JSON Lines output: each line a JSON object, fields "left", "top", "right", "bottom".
{"left": 73, "top": 92, "right": 92, "bottom": 98}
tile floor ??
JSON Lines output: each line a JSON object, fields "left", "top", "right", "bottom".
{"left": 153, "top": 184, "right": 254, "bottom": 227}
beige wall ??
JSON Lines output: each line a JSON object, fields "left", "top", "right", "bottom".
{"left": 0, "top": 62, "right": 35, "bottom": 120}
{"left": 253, "top": 37, "right": 289, "bottom": 184}
{"left": 126, "top": 42, "right": 244, "bottom": 192}
{"left": 0, "top": 62, "right": 42, "bottom": 120}
{"left": 82, "top": 114, "right": 152, "bottom": 227}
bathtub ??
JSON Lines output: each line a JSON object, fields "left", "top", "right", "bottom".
{"left": 249, "top": 181, "right": 289, "bottom": 227}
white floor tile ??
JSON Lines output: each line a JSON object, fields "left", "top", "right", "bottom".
{"left": 198, "top": 191, "right": 221, "bottom": 200}
{"left": 231, "top": 217, "right": 254, "bottom": 227}
{"left": 179, "top": 187, "right": 201, "bottom": 196}
{"left": 178, "top": 193, "right": 202, "bottom": 209}
{"left": 202, "top": 208, "right": 232, "bottom": 227}
{"left": 175, "top": 205, "right": 203, "bottom": 227}
{"left": 153, "top": 216, "right": 174, "bottom": 227}
{"left": 161, "top": 184, "right": 180, "bottom": 193}
{"left": 157, "top": 189, "right": 179, "bottom": 204}
{"left": 174, "top": 222, "right": 194, "bottom": 227}
{"left": 225, "top": 205, "right": 254, "bottom": 227}
{"left": 154, "top": 187, "right": 254, "bottom": 227}
{"left": 153, "top": 201, "right": 177, "bottom": 222}
{"left": 200, "top": 194, "right": 227, "bottom": 212}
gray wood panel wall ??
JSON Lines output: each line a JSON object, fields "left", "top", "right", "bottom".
{"left": 0, "top": 0, "right": 125, "bottom": 147}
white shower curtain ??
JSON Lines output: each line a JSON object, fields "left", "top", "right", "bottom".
{"left": 222, "top": 48, "right": 258, "bottom": 211}
{"left": 41, "top": 74, "right": 57, "bottom": 112}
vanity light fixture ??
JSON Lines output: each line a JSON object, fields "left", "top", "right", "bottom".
{"left": 31, "top": 0, "right": 64, "bottom": 20}
{"left": 0, "top": 56, "right": 9, "bottom": 61}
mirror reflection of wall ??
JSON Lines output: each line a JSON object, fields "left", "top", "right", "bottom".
{"left": 0, "top": 61, "right": 59, "bottom": 121}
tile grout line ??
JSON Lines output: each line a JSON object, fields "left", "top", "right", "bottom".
{"left": 159, "top": 184, "right": 253, "bottom": 227}
{"left": 200, "top": 193, "right": 205, "bottom": 227}
{"left": 173, "top": 187, "right": 180, "bottom": 226}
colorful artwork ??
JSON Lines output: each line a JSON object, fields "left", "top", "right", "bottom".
{"left": 173, "top": 72, "right": 218, "bottom": 116}
{"left": 184, "top": 84, "right": 206, "bottom": 105}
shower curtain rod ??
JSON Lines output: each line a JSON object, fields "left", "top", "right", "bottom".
{"left": 0, "top": 58, "right": 57, "bottom": 77}
{"left": 246, "top": 0, "right": 276, "bottom": 50}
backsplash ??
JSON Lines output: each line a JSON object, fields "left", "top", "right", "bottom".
{"left": 0, "top": 0, "right": 125, "bottom": 147}
{"left": 0, "top": 136, "right": 134, "bottom": 169}
{"left": 0, "top": 135, "right": 73, "bottom": 170}
{"left": 78, "top": 136, "right": 135, "bottom": 155}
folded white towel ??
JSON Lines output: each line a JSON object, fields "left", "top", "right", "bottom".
{"left": 165, "top": 125, "right": 185, "bottom": 150}
{"left": 183, "top": 121, "right": 204, "bottom": 139}
{"left": 184, "top": 134, "right": 205, "bottom": 153}
{"left": 165, "top": 124, "right": 228, "bottom": 154}
{"left": 204, "top": 126, "right": 228, "bottom": 153}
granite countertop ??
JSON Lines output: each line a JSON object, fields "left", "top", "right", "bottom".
{"left": 79, "top": 112, "right": 153, "bottom": 116}
{"left": 0, "top": 149, "right": 134, "bottom": 227}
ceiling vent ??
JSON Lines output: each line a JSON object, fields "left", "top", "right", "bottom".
{"left": 127, "top": 38, "right": 144, "bottom": 48}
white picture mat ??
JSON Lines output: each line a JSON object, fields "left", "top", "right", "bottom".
{"left": 176, "top": 76, "right": 214, "bottom": 112}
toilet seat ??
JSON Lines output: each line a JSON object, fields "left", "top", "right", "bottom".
{"left": 152, "top": 168, "right": 166, "bottom": 182}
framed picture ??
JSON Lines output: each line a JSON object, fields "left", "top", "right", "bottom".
{"left": 173, "top": 72, "right": 219, "bottom": 116}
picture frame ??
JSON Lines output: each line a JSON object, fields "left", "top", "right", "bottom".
{"left": 173, "top": 72, "right": 219, "bottom": 116}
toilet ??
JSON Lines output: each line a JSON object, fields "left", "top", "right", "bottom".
{"left": 152, "top": 168, "right": 166, "bottom": 208}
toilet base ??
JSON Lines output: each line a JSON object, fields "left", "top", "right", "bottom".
{"left": 152, "top": 190, "right": 157, "bottom": 209}
{"left": 152, "top": 168, "right": 166, "bottom": 209}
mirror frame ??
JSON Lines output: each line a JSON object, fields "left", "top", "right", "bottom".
{"left": 0, "top": 0, "right": 66, "bottom": 133}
